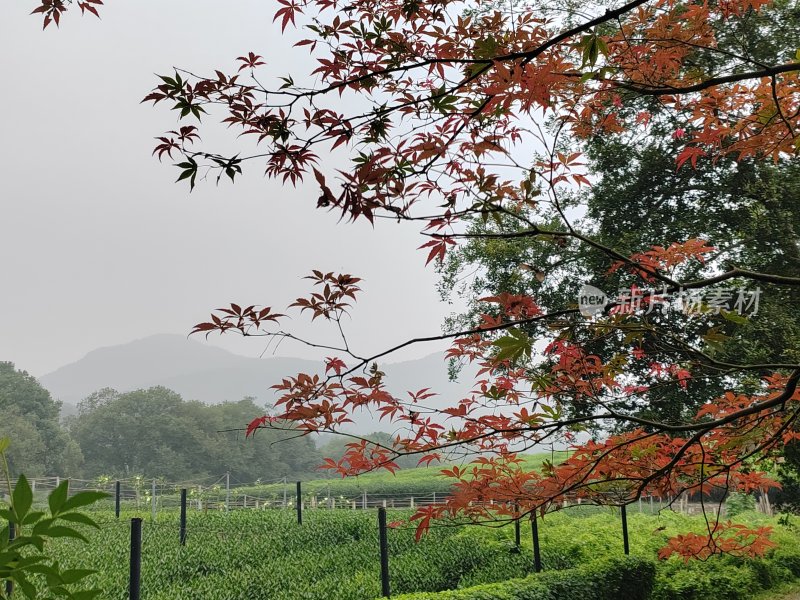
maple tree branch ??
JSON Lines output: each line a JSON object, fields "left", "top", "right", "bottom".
{"left": 614, "top": 62, "right": 800, "bottom": 96}
{"left": 681, "top": 266, "right": 800, "bottom": 288}
{"left": 334, "top": 308, "right": 580, "bottom": 379}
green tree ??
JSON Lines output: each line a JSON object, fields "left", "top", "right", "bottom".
{"left": 69, "top": 388, "right": 321, "bottom": 482}
{"left": 0, "top": 363, "right": 82, "bottom": 476}
{"left": 439, "top": 0, "right": 800, "bottom": 429}
{"left": 197, "top": 398, "right": 321, "bottom": 482}
{"left": 70, "top": 387, "right": 208, "bottom": 479}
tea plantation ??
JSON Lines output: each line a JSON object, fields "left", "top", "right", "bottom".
{"left": 45, "top": 507, "right": 800, "bottom": 600}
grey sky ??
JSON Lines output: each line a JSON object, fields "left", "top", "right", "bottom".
{"left": 0, "top": 1, "right": 461, "bottom": 377}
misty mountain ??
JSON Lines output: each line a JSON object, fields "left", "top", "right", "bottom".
{"left": 40, "top": 334, "right": 476, "bottom": 432}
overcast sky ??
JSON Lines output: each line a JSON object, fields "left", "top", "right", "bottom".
{"left": 0, "top": 1, "right": 462, "bottom": 377}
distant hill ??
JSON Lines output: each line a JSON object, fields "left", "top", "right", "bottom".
{"left": 41, "top": 334, "right": 476, "bottom": 432}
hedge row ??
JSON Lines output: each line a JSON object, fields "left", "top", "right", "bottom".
{"left": 390, "top": 556, "right": 655, "bottom": 600}
{"left": 652, "top": 544, "right": 800, "bottom": 600}
{"left": 390, "top": 540, "right": 800, "bottom": 600}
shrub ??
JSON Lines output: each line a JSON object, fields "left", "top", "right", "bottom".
{"left": 725, "top": 493, "right": 756, "bottom": 518}
{"left": 391, "top": 556, "right": 656, "bottom": 600}
{"left": 650, "top": 553, "right": 795, "bottom": 600}
{"left": 770, "top": 545, "right": 800, "bottom": 577}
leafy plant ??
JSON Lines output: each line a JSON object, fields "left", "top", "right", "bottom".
{"left": 0, "top": 437, "right": 107, "bottom": 599}
{"left": 726, "top": 493, "right": 757, "bottom": 518}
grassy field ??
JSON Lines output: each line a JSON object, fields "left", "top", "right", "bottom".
{"left": 44, "top": 504, "right": 800, "bottom": 600}
{"left": 232, "top": 451, "right": 572, "bottom": 500}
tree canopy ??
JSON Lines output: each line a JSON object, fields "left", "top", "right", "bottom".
{"left": 29, "top": 0, "right": 800, "bottom": 561}
{"left": 69, "top": 387, "right": 321, "bottom": 481}
{"left": 0, "top": 362, "right": 82, "bottom": 476}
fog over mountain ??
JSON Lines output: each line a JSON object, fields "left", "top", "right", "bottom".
{"left": 40, "top": 334, "right": 476, "bottom": 432}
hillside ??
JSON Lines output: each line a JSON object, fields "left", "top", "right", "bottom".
{"left": 235, "top": 451, "right": 572, "bottom": 499}
{"left": 40, "top": 334, "right": 477, "bottom": 433}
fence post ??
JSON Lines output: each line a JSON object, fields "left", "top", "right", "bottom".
{"left": 621, "top": 504, "right": 630, "bottom": 555}
{"left": 296, "top": 482, "right": 303, "bottom": 525}
{"left": 151, "top": 479, "right": 156, "bottom": 522}
{"left": 410, "top": 496, "right": 414, "bottom": 509}
{"left": 649, "top": 495, "right": 654, "bottom": 513}
{"left": 129, "top": 518, "right": 142, "bottom": 600}
{"left": 6, "top": 521, "right": 15, "bottom": 597}
{"left": 180, "top": 489, "right": 187, "bottom": 546}
{"left": 116, "top": 481, "right": 121, "bottom": 519}
{"left": 378, "top": 507, "right": 391, "bottom": 598}
{"left": 432, "top": 492, "right": 436, "bottom": 505}
{"left": 530, "top": 513, "right": 542, "bottom": 573}
{"left": 363, "top": 490, "right": 367, "bottom": 510}
{"left": 225, "top": 472, "right": 230, "bottom": 512}
{"left": 283, "top": 477, "right": 287, "bottom": 509}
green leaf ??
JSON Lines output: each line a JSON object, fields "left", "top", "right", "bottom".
{"left": 58, "top": 512, "right": 101, "bottom": 529}
{"left": 43, "top": 526, "right": 89, "bottom": 543}
{"left": 22, "top": 511, "right": 46, "bottom": 526}
{"left": 48, "top": 481, "right": 70, "bottom": 516}
{"left": 0, "top": 437, "right": 10, "bottom": 453}
{"left": 33, "top": 517, "right": 55, "bottom": 536}
{"left": 16, "top": 573, "right": 36, "bottom": 598}
{"left": 158, "top": 75, "right": 178, "bottom": 88}
{"left": 12, "top": 474, "right": 33, "bottom": 521}
{"left": 60, "top": 491, "right": 108, "bottom": 514}
{"left": 473, "top": 35, "right": 499, "bottom": 60}
{"left": 27, "top": 535, "right": 45, "bottom": 552}
{"left": 175, "top": 158, "right": 199, "bottom": 191}
{"left": 720, "top": 309, "right": 749, "bottom": 325}
{"left": 16, "top": 558, "right": 52, "bottom": 572}
{"left": 60, "top": 569, "right": 96, "bottom": 584}
{"left": 492, "top": 328, "right": 532, "bottom": 362}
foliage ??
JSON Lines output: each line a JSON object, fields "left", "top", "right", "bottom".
{"left": 236, "top": 451, "right": 569, "bottom": 500}
{"left": 0, "top": 363, "right": 82, "bottom": 477}
{"left": 68, "top": 388, "right": 320, "bottom": 481}
{"left": 45, "top": 510, "right": 528, "bottom": 599}
{"left": 392, "top": 556, "right": 655, "bottom": 600}
{"left": 320, "top": 432, "right": 421, "bottom": 470}
{"left": 0, "top": 437, "right": 106, "bottom": 599}
{"left": 726, "top": 493, "right": 757, "bottom": 518}
{"left": 39, "top": 507, "right": 800, "bottom": 600}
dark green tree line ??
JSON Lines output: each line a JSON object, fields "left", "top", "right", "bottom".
{"left": 68, "top": 387, "right": 322, "bottom": 482}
